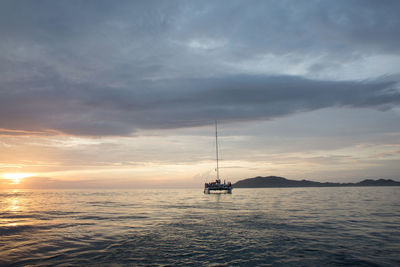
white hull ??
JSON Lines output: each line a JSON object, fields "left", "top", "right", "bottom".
{"left": 204, "top": 187, "right": 232, "bottom": 194}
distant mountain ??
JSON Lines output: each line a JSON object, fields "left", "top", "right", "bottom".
{"left": 233, "top": 176, "right": 400, "bottom": 188}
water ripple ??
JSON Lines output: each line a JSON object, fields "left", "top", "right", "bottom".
{"left": 0, "top": 187, "right": 399, "bottom": 266}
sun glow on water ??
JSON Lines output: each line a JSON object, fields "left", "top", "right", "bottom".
{"left": 2, "top": 173, "right": 34, "bottom": 184}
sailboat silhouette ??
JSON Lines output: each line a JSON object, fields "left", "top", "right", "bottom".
{"left": 204, "top": 121, "right": 232, "bottom": 194}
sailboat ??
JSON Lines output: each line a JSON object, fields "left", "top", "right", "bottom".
{"left": 204, "top": 121, "right": 232, "bottom": 194}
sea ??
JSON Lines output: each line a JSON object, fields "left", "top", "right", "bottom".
{"left": 0, "top": 187, "right": 399, "bottom": 266}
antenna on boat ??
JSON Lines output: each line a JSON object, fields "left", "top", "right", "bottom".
{"left": 215, "top": 120, "right": 220, "bottom": 182}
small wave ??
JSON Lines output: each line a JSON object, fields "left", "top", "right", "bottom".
{"left": 0, "top": 224, "right": 36, "bottom": 235}
{"left": 77, "top": 215, "right": 149, "bottom": 221}
{"left": 44, "top": 211, "right": 82, "bottom": 216}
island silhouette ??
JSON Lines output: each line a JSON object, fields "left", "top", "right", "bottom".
{"left": 233, "top": 176, "right": 400, "bottom": 188}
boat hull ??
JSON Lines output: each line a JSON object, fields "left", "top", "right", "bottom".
{"left": 204, "top": 187, "right": 232, "bottom": 194}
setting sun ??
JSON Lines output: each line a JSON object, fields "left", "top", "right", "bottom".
{"left": 2, "top": 173, "right": 34, "bottom": 184}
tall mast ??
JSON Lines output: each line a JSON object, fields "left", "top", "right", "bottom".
{"left": 215, "top": 120, "right": 220, "bottom": 181}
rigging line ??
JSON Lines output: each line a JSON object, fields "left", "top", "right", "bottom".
{"left": 215, "top": 120, "right": 220, "bottom": 181}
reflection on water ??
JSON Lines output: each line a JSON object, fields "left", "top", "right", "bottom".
{"left": 9, "top": 198, "right": 20, "bottom": 211}
{"left": 0, "top": 187, "right": 399, "bottom": 265}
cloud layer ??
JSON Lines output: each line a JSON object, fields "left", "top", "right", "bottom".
{"left": 0, "top": 74, "right": 399, "bottom": 136}
{"left": 1, "top": 0, "right": 400, "bottom": 136}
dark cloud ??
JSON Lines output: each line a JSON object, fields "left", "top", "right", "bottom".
{"left": 177, "top": 0, "right": 400, "bottom": 57}
{"left": 4, "top": 0, "right": 397, "bottom": 56}
{"left": 0, "top": 0, "right": 399, "bottom": 136}
{"left": 0, "top": 73, "right": 398, "bottom": 136}
{"left": 1, "top": 1, "right": 399, "bottom": 77}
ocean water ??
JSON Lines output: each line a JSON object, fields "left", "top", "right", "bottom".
{"left": 0, "top": 187, "right": 399, "bottom": 266}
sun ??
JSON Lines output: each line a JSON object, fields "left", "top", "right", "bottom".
{"left": 2, "top": 173, "right": 34, "bottom": 184}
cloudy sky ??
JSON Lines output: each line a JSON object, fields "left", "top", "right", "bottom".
{"left": 1, "top": 0, "right": 400, "bottom": 188}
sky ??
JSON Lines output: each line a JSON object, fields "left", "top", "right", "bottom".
{"left": 1, "top": 0, "right": 400, "bottom": 188}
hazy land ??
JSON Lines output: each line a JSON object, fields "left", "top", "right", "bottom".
{"left": 233, "top": 176, "right": 400, "bottom": 188}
